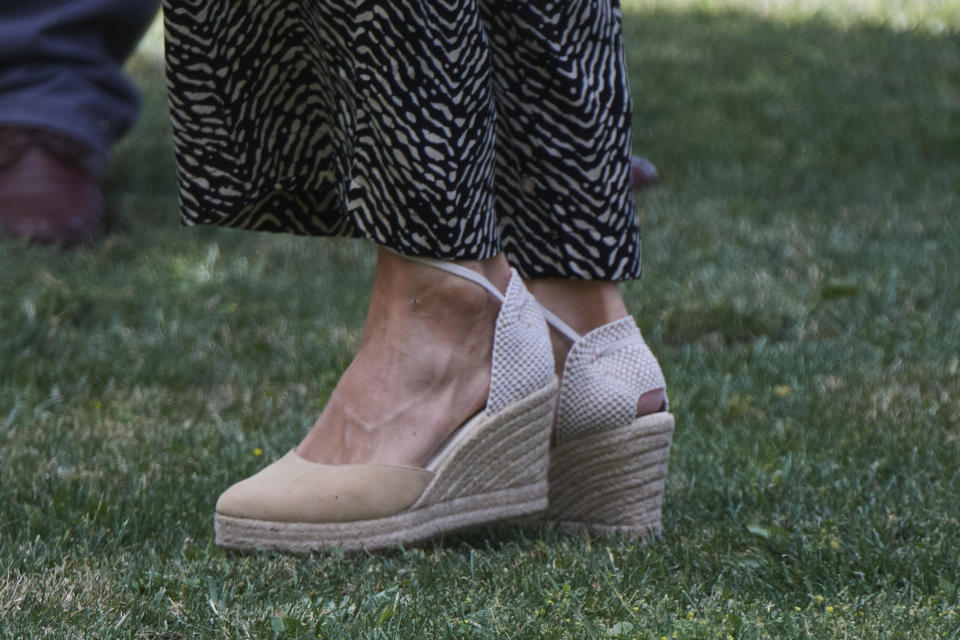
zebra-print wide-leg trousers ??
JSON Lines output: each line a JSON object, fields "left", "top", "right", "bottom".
{"left": 163, "top": 0, "right": 642, "bottom": 280}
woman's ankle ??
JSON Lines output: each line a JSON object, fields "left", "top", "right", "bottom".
{"left": 524, "top": 279, "right": 628, "bottom": 373}
{"left": 297, "top": 248, "right": 510, "bottom": 467}
{"left": 524, "top": 279, "right": 629, "bottom": 336}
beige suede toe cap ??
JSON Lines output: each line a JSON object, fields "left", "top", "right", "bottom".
{"left": 216, "top": 450, "right": 435, "bottom": 523}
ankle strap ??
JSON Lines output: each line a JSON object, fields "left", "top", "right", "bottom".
{"left": 539, "top": 306, "right": 647, "bottom": 353}
{"left": 387, "top": 249, "right": 584, "bottom": 343}
{"left": 392, "top": 252, "right": 506, "bottom": 303}
{"left": 537, "top": 306, "right": 582, "bottom": 343}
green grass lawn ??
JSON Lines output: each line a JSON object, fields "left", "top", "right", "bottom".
{"left": 2, "top": 2, "right": 959, "bottom": 638}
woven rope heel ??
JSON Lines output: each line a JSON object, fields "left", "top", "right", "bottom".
{"left": 214, "top": 255, "right": 557, "bottom": 552}
{"left": 547, "top": 412, "right": 673, "bottom": 539}
{"left": 537, "top": 312, "right": 674, "bottom": 540}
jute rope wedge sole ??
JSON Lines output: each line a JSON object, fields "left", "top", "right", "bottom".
{"left": 536, "top": 311, "right": 675, "bottom": 541}
{"left": 214, "top": 257, "right": 558, "bottom": 553}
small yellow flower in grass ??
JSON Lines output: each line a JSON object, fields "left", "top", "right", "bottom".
{"left": 826, "top": 606, "right": 834, "bottom": 614}
{"left": 687, "top": 611, "right": 696, "bottom": 620}
{"left": 815, "top": 595, "right": 824, "bottom": 604}
{"left": 795, "top": 607, "right": 802, "bottom": 612}
{"left": 773, "top": 385, "right": 792, "bottom": 397}
{"left": 253, "top": 447, "right": 263, "bottom": 457}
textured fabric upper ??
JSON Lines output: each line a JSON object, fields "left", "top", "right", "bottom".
{"left": 487, "top": 271, "right": 555, "bottom": 415}
{"left": 555, "top": 316, "right": 667, "bottom": 447}
{"left": 215, "top": 450, "right": 434, "bottom": 523}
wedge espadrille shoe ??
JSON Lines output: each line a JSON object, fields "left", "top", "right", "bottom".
{"left": 214, "top": 259, "right": 558, "bottom": 553}
{"left": 538, "top": 311, "right": 674, "bottom": 540}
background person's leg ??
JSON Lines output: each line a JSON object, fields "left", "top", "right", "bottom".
{"left": 0, "top": 0, "right": 160, "bottom": 244}
{"left": 0, "top": 0, "right": 160, "bottom": 157}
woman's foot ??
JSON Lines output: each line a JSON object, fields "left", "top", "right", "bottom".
{"left": 524, "top": 279, "right": 665, "bottom": 415}
{"left": 296, "top": 248, "right": 512, "bottom": 468}
{"left": 215, "top": 249, "right": 559, "bottom": 551}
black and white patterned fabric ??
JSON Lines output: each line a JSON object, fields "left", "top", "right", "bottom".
{"left": 163, "top": 0, "right": 642, "bottom": 280}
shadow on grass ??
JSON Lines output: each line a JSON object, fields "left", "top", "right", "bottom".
{"left": 622, "top": 8, "right": 959, "bottom": 204}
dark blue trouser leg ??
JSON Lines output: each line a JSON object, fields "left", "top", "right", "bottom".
{"left": 0, "top": 0, "right": 160, "bottom": 160}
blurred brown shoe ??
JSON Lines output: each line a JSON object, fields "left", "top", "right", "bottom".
{"left": 631, "top": 156, "right": 659, "bottom": 189}
{"left": 0, "top": 125, "right": 104, "bottom": 246}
